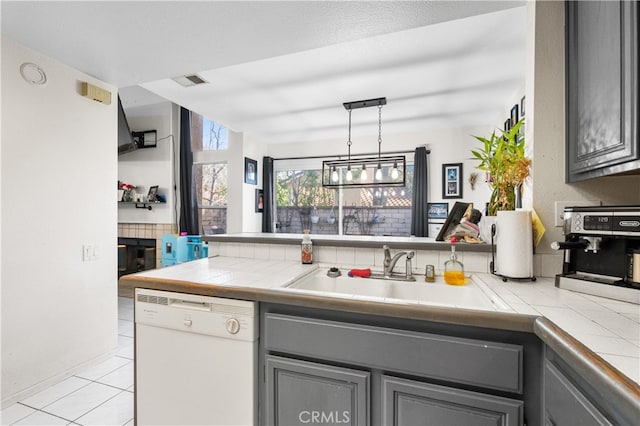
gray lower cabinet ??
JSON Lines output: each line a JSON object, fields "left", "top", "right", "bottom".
{"left": 381, "top": 375, "right": 523, "bottom": 426}
{"left": 265, "top": 355, "right": 369, "bottom": 426}
{"left": 261, "top": 309, "right": 536, "bottom": 425}
{"left": 544, "top": 360, "right": 612, "bottom": 426}
{"left": 566, "top": 0, "right": 639, "bottom": 182}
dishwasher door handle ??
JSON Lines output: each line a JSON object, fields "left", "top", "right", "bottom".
{"left": 169, "top": 300, "right": 212, "bottom": 312}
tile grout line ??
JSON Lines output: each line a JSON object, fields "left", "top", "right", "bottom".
{"left": 16, "top": 379, "right": 94, "bottom": 421}
{"left": 10, "top": 402, "right": 75, "bottom": 425}
{"left": 68, "top": 389, "right": 128, "bottom": 425}
{"left": 74, "top": 375, "right": 135, "bottom": 394}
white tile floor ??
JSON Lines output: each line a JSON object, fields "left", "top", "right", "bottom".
{"left": 1, "top": 298, "right": 135, "bottom": 426}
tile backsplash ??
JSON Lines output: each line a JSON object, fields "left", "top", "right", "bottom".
{"left": 207, "top": 241, "right": 563, "bottom": 278}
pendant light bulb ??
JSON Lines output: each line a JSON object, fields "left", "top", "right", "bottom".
{"left": 391, "top": 161, "right": 399, "bottom": 179}
{"left": 346, "top": 165, "right": 353, "bottom": 182}
{"left": 331, "top": 166, "right": 338, "bottom": 182}
{"left": 375, "top": 164, "right": 383, "bottom": 181}
{"left": 360, "top": 164, "right": 368, "bottom": 181}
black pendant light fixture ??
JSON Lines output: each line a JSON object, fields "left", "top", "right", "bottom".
{"left": 322, "top": 97, "right": 406, "bottom": 188}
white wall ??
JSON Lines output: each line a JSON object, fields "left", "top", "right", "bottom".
{"left": 263, "top": 126, "right": 495, "bottom": 212}
{"left": 1, "top": 38, "right": 118, "bottom": 405}
{"left": 118, "top": 101, "right": 176, "bottom": 225}
{"left": 528, "top": 1, "right": 640, "bottom": 254}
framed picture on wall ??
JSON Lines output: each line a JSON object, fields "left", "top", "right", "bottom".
{"left": 510, "top": 103, "right": 519, "bottom": 126}
{"left": 244, "top": 157, "right": 257, "bottom": 185}
{"left": 442, "top": 163, "right": 463, "bottom": 199}
{"left": 427, "top": 202, "right": 449, "bottom": 220}
{"left": 255, "top": 189, "right": 264, "bottom": 213}
{"left": 147, "top": 185, "right": 159, "bottom": 202}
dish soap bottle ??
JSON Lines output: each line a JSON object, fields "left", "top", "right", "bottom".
{"left": 301, "top": 230, "right": 313, "bottom": 264}
{"left": 444, "top": 239, "right": 465, "bottom": 285}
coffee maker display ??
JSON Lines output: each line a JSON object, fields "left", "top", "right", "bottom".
{"left": 551, "top": 206, "right": 640, "bottom": 304}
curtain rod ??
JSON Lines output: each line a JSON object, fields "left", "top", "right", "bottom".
{"left": 274, "top": 149, "right": 421, "bottom": 162}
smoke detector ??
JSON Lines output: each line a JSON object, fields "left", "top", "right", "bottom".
{"left": 172, "top": 74, "right": 208, "bottom": 87}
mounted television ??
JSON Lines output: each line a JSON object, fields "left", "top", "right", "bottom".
{"left": 117, "top": 96, "right": 137, "bottom": 155}
{"left": 435, "top": 201, "right": 471, "bottom": 241}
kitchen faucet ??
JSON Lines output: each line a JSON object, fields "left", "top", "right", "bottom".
{"left": 383, "top": 245, "right": 415, "bottom": 280}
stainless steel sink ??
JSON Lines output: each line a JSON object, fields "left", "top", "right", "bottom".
{"left": 286, "top": 269, "right": 511, "bottom": 311}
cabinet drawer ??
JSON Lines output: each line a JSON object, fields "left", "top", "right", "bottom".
{"left": 382, "top": 375, "right": 523, "bottom": 426}
{"left": 264, "top": 313, "right": 523, "bottom": 393}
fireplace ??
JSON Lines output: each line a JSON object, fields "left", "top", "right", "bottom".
{"left": 118, "top": 237, "right": 157, "bottom": 277}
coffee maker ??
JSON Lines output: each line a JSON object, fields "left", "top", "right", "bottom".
{"left": 551, "top": 206, "right": 640, "bottom": 304}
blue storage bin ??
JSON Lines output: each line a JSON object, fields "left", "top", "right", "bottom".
{"left": 161, "top": 234, "right": 188, "bottom": 267}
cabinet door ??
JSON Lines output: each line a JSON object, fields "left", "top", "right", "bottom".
{"left": 544, "top": 361, "right": 613, "bottom": 426}
{"left": 265, "top": 355, "right": 369, "bottom": 426}
{"left": 566, "top": 0, "right": 638, "bottom": 182}
{"left": 381, "top": 375, "right": 523, "bottom": 426}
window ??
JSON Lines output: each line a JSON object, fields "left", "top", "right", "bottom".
{"left": 194, "top": 163, "right": 227, "bottom": 235}
{"left": 274, "top": 160, "right": 414, "bottom": 236}
{"left": 190, "top": 112, "right": 229, "bottom": 234}
{"left": 191, "top": 112, "right": 228, "bottom": 152}
{"left": 276, "top": 169, "right": 337, "bottom": 234}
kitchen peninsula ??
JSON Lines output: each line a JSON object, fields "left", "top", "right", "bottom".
{"left": 120, "top": 254, "right": 639, "bottom": 425}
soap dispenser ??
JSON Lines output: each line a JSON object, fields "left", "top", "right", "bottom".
{"left": 444, "top": 238, "right": 465, "bottom": 285}
{"left": 301, "top": 230, "right": 313, "bottom": 264}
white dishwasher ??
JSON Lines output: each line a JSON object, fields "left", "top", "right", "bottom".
{"left": 135, "top": 288, "right": 257, "bottom": 426}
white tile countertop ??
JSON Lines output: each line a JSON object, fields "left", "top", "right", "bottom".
{"left": 126, "top": 257, "right": 639, "bottom": 385}
{"left": 476, "top": 273, "right": 640, "bottom": 384}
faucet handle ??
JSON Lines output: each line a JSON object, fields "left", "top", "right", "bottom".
{"left": 405, "top": 255, "right": 414, "bottom": 279}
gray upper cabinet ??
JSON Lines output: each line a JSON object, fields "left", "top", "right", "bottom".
{"left": 566, "top": 1, "right": 639, "bottom": 182}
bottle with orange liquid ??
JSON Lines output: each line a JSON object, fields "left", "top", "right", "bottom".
{"left": 444, "top": 240, "right": 466, "bottom": 285}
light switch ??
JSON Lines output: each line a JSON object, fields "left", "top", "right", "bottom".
{"left": 83, "top": 244, "right": 92, "bottom": 261}
{"left": 82, "top": 244, "right": 99, "bottom": 261}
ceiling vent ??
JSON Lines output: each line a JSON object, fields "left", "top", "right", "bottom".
{"left": 172, "top": 74, "right": 208, "bottom": 87}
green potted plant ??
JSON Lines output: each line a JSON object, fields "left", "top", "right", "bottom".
{"left": 471, "top": 119, "right": 531, "bottom": 216}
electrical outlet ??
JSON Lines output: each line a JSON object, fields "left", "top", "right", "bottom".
{"left": 554, "top": 201, "right": 598, "bottom": 227}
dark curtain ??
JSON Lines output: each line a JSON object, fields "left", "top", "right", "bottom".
{"left": 262, "top": 156, "right": 275, "bottom": 233}
{"left": 179, "top": 107, "right": 199, "bottom": 235}
{"left": 411, "top": 146, "right": 429, "bottom": 237}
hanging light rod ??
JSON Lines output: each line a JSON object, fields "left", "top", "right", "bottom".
{"left": 343, "top": 97, "right": 387, "bottom": 111}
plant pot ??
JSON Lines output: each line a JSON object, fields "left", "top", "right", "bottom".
{"left": 311, "top": 215, "right": 319, "bottom": 224}
{"left": 123, "top": 189, "right": 134, "bottom": 202}
{"left": 326, "top": 217, "right": 335, "bottom": 224}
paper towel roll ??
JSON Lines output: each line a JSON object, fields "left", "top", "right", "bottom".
{"left": 495, "top": 210, "right": 533, "bottom": 278}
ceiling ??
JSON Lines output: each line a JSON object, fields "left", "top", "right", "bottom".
{"left": 1, "top": 1, "right": 527, "bottom": 145}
